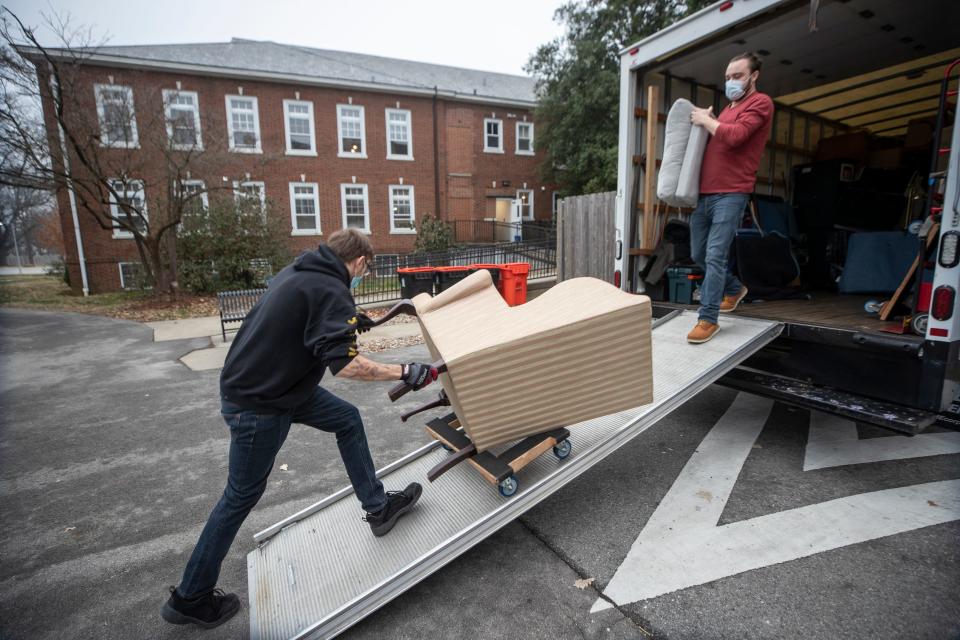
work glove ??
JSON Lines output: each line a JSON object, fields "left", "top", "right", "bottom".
{"left": 356, "top": 311, "right": 376, "bottom": 333}
{"left": 402, "top": 362, "right": 438, "bottom": 390}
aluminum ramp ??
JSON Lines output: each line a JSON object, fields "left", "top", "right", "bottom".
{"left": 248, "top": 311, "right": 782, "bottom": 639}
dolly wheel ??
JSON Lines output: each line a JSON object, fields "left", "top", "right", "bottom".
{"left": 912, "top": 313, "right": 929, "bottom": 336}
{"left": 864, "top": 300, "right": 883, "bottom": 314}
{"left": 553, "top": 439, "right": 572, "bottom": 460}
{"left": 498, "top": 476, "right": 519, "bottom": 497}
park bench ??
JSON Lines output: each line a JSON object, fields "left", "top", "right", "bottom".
{"left": 216, "top": 288, "right": 266, "bottom": 340}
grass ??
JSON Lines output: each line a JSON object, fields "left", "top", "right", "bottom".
{"left": 0, "top": 274, "right": 218, "bottom": 322}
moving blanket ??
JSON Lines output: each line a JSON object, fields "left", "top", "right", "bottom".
{"left": 411, "top": 270, "right": 653, "bottom": 452}
{"left": 656, "top": 98, "right": 709, "bottom": 208}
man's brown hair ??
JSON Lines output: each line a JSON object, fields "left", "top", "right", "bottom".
{"left": 729, "top": 52, "right": 762, "bottom": 73}
{"left": 325, "top": 228, "right": 375, "bottom": 264}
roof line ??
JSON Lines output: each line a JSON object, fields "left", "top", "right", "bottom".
{"left": 16, "top": 46, "right": 537, "bottom": 108}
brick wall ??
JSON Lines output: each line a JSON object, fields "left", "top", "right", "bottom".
{"left": 41, "top": 63, "right": 550, "bottom": 293}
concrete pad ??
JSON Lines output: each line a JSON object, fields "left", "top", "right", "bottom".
{"left": 147, "top": 315, "right": 221, "bottom": 342}
{"left": 179, "top": 340, "right": 229, "bottom": 371}
{"left": 356, "top": 321, "right": 422, "bottom": 346}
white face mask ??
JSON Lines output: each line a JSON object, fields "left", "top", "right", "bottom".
{"left": 725, "top": 79, "right": 746, "bottom": 101}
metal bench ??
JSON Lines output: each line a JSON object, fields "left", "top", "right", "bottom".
{"left": 216, "top": 288, "right": 267, "bottom": 340}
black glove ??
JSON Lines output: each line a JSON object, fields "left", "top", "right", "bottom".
{"left": 356, "top": 311, "right": 376, "bottom": 333}
{"left": 402, "top": 362, "right": 438, "bottom": 390}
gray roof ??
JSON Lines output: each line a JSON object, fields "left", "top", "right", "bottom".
{"left": 61, "top": 39, "right": 538, "bottom": 107}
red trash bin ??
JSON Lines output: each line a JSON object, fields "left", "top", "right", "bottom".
{"left": 499, "top": 262, "right": 531, "bottom": 306}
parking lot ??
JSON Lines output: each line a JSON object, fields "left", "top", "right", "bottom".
{"left": 1, "top": 308, "right": 958, "bottom": 639}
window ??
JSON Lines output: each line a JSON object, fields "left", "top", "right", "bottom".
{"left": 483, "top": 118, "right": 503, "bottom": 153}
{"left": 385, "top": 109, "right": 413, "bottom": 160}
{"left": 118, "top": 262, "right": 148, "bottom": 289}
{"left": 179, "top": 179, "right": 208, "bottom": 215}
{"left": 225, "top": 95, "right": 261, "bottom": 152}
{"left": 337, "top": 105, "right": 366, "bottom": 157}
{"left": 108, "top": 179, "right": 147, "bottom": 238}
{"left": 162, "top": 90, "right": 202, "bottom": 150}
{"left": 516, "top": 122, "right": 534, "bottom": 155}
{"left": 289, "top": 182, "right": 321, "bottom": 235}
{"left": 389, "top": 185, "right": 416, "bottom": 233}
{"left": 517, "top": 189, "right": 534, "bottom": 220}
{"left": 340, "top": 184, "right": 369, "bottom": 232}
{"left": 283, "top": 100, "right": 316, "bottom": 155}
{"left": 94, "top": 84, "right": 138, "bottom": 148}
{"left": 552, "top": 191, "right": 560, "bottom": 220}
{"left": 233, "top": 180, "right": 266, "bottom": 213}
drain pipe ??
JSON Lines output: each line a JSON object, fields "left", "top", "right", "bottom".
{"left": 51, "top": 69, "right": 89, "bottom": 296}
{"left": 432, "top": 86, "right": 441, "bottom": 218}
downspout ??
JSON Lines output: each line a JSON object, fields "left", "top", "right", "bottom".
{"left": 50, "top": 69, "right": 89, "bottom": 296}
{"left": 432, "top": 86, "right": 441, "bottom": 218}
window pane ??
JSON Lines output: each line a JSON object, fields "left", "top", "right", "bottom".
{"left": 297, "top": 214, "right": 317, "bottom": 229}
{"left": 342, "top": 137, "right": 362, "bottom": 154}
{"left": 390, "top": 140, "right": 409, "bottom": 156}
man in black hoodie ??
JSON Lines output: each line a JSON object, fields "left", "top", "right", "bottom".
{"left": 162, "top": 229, "right": 437, "bottom": 629}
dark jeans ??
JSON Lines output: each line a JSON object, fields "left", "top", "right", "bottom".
{"left": 176, "top": 386, "right": 386, "bottom": 598}
{"left": 690, "top": 193, "right": 749, "bottom": 323}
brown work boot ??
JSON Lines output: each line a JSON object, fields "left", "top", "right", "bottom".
{"left": 687, "top": 319, "right": 720, "bottom": 344}
{"left": 720, "top": 286, "right": 749, "bottom": 313}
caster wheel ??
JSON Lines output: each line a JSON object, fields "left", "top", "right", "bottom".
{"left": 912, "top": 313, "right": 929, "bottom": 336}
{"left": 553, "top": 439, "right": 572, "bottom": 460}
{"left": 440, "top": 443, "right": 453, "bottom": 453}
{"left": 864, "top": 300, "right": 883, "bottom": 314}
{"left": 498, "top": 475, "right": 519, "bottom": 497}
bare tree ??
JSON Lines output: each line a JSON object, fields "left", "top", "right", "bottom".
{"left": 0, "top": 8, "right": 255, "bottom": 294}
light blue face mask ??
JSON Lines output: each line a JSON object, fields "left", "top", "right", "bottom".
{"left": 725, "top": 79, "right": 746, "bottom": 101}
{"left": 350, "top": 275, "right": 363, "bottom": 290}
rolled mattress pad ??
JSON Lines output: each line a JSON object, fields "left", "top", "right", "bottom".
{"left": 656, "top": 98, "right": 709, "bottom": 208}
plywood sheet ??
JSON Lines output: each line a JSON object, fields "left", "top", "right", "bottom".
{"left": 412, "top": 270, "right": 653, "bottom": 452}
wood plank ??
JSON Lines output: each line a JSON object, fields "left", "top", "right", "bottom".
{"left": 508, "top": 437, "right": 559, "bottom": 474}
{"left": 643, "top": 84, "right": 660, "bottom": 251}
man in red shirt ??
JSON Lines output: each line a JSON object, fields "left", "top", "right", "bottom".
{"left": 686, "top": 52, "right": 774, "bottom": 343}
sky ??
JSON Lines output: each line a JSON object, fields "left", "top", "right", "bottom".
{"left": 4, "top": 0, "right": 568, "bottom": 77}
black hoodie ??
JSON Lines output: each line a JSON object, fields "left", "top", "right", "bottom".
{"left": 219, "top": 245, "right": 360, "bottom": 412}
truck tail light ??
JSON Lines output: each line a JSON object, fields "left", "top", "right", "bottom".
{"left": 931, "top": 285, "right": 956, "bottom": 321}
{"left": 614, "top": 270, "right": 622, "bottom": 288}
{"left": 939, "top": 231, "right": 959, "bottom": 268}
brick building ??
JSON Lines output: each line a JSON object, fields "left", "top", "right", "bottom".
{"left": 33, "top": 39, "right": 552, "bottom": 293}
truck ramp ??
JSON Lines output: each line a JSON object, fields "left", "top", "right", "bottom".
{"left": 248, "top": 311, "right": 782, "bottom": 639}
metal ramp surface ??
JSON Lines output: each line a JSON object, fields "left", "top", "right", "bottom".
{"left": 248, "top": 311, "right": 782, "bottom": 639}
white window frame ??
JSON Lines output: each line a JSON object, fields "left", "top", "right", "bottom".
{"left": 118, "top": 261, "right": 148, "bottom": 289}
{"left": 233, "top": 180, "right": 266, "bottom": 212}
{"left": 225, "top": 95, "right": 262, "bottom": 153}
{"left": 162, "top": 89, "right": 202, "bottom": 151}
{"left": 94, "top": 84, "right": 139, "bottom": 148}
{"left": 517, "top": 188, "right": 534, "bottom": 221}
{"left": 388, "top": 185, "right": 416, "bottom": 234}
{"left": 483, "top": 118, "right": 503, "bottom": 153}
{"left": 340, "top": 183, "right": 370, "bottom": 233}
{"left": 283, "top": 99, "right": 317, "bottom": 156}
{"left": 385, "top": 108, "right": 414, "bottom": 160}
{"left": 337, "top": 104, "right": 367, "bottom": 158}
{"left": 108, "top": 179, "right": 147, "bottom": 239}
{"left": 179, "top": 179, "right": 209, "bottom": 213}
{"left": 516, "top": 121, "right": 535, "bottom": 156}
{"left": 288, "top": 182, "right": 322, "bottom": 235}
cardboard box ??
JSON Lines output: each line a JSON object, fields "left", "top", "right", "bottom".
{"left": 411, "top": 270, "right": 654, "bottom": 452}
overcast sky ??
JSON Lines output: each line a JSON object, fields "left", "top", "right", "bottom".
{"left": 4, "top": 0, "right": 567, "bottom": 76}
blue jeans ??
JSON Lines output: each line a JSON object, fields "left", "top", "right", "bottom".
{"left": 690, "top": 193, "right": 748, "bottom": 324}
{"left": 176, "top": 386, "right": 386, "bottom": 598}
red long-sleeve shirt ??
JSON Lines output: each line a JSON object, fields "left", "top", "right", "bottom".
{"left": 699, "top": 91, "right": 774, "bottom": 194}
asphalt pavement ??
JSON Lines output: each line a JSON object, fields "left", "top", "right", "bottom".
{"left": 0, "top": 308, "right": 957, "bottom": 640}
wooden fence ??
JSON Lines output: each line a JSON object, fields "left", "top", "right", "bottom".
{"left": 556, "top": 191, "right": 616, "bottom": 283}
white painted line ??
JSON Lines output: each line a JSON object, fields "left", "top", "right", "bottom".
{"left": 592, "top": 394, "right": 960, "bottom": 613}
{"left": 804, "top": 413, "right": 960, "bottom": 471}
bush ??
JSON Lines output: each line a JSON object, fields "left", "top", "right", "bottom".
{"left": 413, "top": 214, "right": 455, "bottom": 254}
{"left": 178, "top": 196, "right": 292, "bottom": 293}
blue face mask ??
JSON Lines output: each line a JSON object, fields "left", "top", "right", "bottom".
{"left": 350, "top": 275, "right": 363, "bottom": 290}
{"left": 725, "top": 76, "right": 753, "bottom": 102}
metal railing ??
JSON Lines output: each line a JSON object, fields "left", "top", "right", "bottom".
{"left": 450, "top": 220, "right": 557, "bottom": 245}
{"left": 354, "top": 239, "right": 557, "bottom": 304}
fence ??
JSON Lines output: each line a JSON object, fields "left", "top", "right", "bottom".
{"left": 556, "top": 191, "right": 617, "bottom": 283}
{"left": 450, "top": 219, "right": 557, "bottom": 245}
{"left": 354, "top": 239, "right": 557, "bottom": 304}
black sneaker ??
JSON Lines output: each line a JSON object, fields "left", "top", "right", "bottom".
{"left": 161, "top": 586, "right": 240, "bottom": 629}
{"left": 364, "top": 483, "right": 422, "bottom": 537}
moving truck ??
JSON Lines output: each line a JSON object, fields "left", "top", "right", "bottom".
{"left": 613, "top": 0, "right": 960, "bottom": 431}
